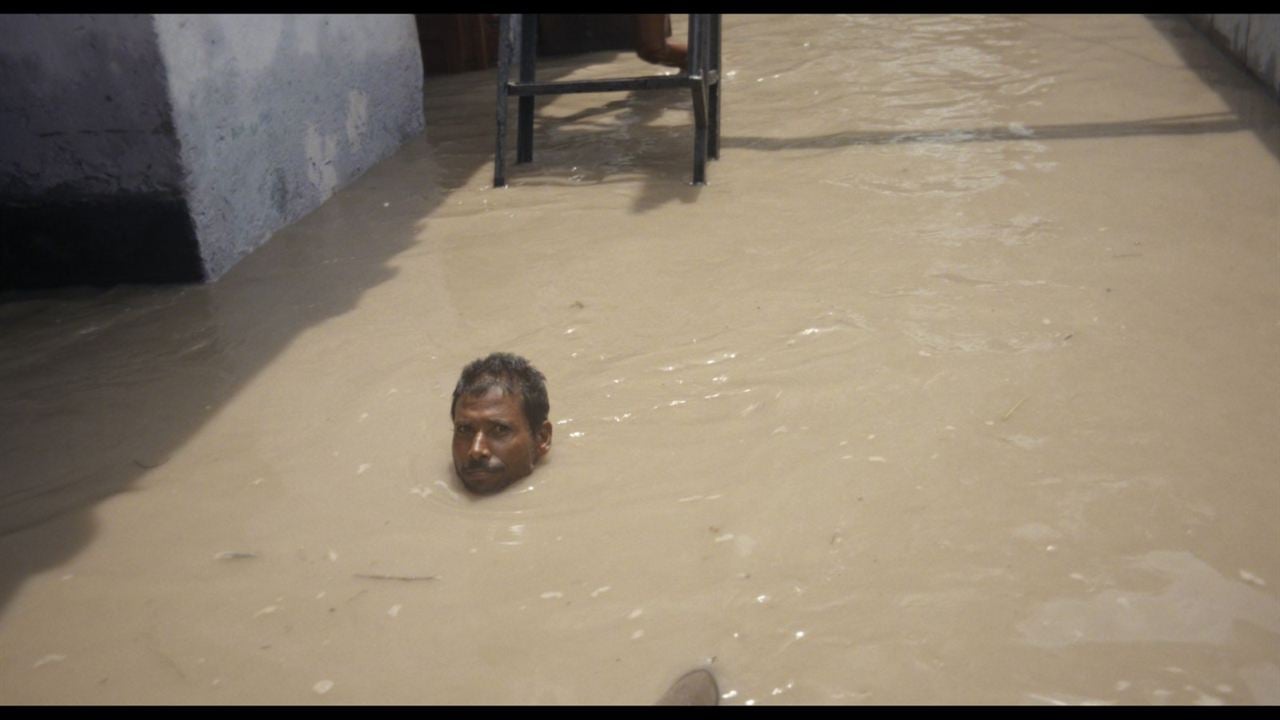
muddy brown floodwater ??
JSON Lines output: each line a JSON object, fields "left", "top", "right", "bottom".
{"left": 2, "top": 15, "right": 1279, "bottom": 705}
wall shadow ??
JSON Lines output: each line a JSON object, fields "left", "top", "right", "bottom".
{"left": 0, "top": 141, "right": 437, "bottom": 612}
{"left": 0, "top": 34, "right": 472, "bottom": 613}
{"left": 1145, "top": 14, "right": 1280, "bottom": 165}
{"left": 0, "top": 39, "right": 698, "bottom": 617}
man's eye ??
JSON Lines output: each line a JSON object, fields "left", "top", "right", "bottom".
{"left": 491, "top": 425, "right": 511, "bottom": 436}
{"left": 454, "top": 425, "right": 472, "bottom": 435}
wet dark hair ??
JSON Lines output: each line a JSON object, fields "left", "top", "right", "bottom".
{"left": 451, "top": 352, "right": 550, "bottom": 431}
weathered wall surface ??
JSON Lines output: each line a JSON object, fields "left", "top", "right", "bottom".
{"left": 154, "top": 14, "right": 425, "bottom": 280}
{"left": 1, "top": 14, "right": 424, "bottom": 289}
{"left": 1188, "top": 14, "right": 1280, "bottom": 99}
{"left": 0, "top": 14, "right": 201, "bottom": 287}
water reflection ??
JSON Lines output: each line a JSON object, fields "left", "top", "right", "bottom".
{"left": 1019, "top": 550, "right": 1279, "bottom": 648}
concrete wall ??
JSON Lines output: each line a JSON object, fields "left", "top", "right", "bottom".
{"left": 0, "top": 14, "right": 424, "bottom": 289}
{"left": 1188, "top": 14, "right": 1280, "bottom": 99}
{"left": 154, "top": 15, "right": 424, "bottom": 279}
{"left": 0, "top": 14, "right": 200, "bottom": 286}
{"left": 0, "top": 15, "right": 184, "bottom": 198}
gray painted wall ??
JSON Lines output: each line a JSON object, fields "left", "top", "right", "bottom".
{"left": 1188, "top": 14, "right": 1280, "bottom": 99}
{"left": 0, "top": 14, "right": 424, "bottom": 288}
{"left": 155, "top": 14, "right": 425, "bottom": 279}
{"left": 0, "top": 14, "right": 184, "bottom": 198}
{"left": 0, "top": 14, "right": 200, "bottom": 287}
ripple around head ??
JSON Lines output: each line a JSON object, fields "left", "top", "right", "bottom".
{"left": 412, "top": 455, "right": 598, "bottom": 525}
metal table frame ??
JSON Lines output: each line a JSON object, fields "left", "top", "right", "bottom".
{"left": 494, "top": 14, "right": 721, "bottom": 187}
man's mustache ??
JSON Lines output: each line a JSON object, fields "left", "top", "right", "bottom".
{"left": 464, "top": 460, "right": 503, "bottom": 473}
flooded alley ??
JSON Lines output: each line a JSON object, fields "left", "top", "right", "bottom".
{"left": 1, "top": 15, "right": 1278, "bottom": 704}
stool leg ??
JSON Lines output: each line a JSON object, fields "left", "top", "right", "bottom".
{"left": 689, "top": 15, "right": 708, "bottom": 185}
{"left": 692, "top": 85, "right": 708, "bottom": 185}
{"left": 495, "top": 14, "right": 513, "bottom": 187}
{"left": 517, "top": 14, "right": 537, "bottom": 164}
{"left": 709, "top": 14, "right": 721, "bottom": 160}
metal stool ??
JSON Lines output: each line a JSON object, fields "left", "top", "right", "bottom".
{"left": 494, "top": 14, "right": 721, "bottom": 187}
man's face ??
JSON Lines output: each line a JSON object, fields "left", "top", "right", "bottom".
{"left": 452, "top": 386, "right": 551, "bottom": 494}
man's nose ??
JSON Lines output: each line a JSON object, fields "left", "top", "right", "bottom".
{"left": 468, "top": 432, "right": 490, "bottom": 459}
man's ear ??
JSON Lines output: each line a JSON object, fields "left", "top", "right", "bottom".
{"left": 534, "top": 420, "right": 553, "bottom": 459}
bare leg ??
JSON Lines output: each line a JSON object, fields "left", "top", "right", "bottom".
{"left": 635, "top": 14, "right": 687, "bottom": 71}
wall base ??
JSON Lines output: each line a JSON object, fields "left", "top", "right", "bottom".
{"left": 0, "top": 193, "right": 203, "bottom": 290}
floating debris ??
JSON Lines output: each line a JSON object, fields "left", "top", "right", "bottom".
{"left": 1002, "top": 396, "right": 1029, "bottom": 421}
{"left": 1239, "top": 570, "right": 1267, "bottom": 587}
{"left": 214, "top": 551, "right": 258, "bottom": 561}
{"left": 33, "top": 654, "right": 66, "bottom": 669}
{"left": 313, "top": 680, "right": 334, "bottom": 695}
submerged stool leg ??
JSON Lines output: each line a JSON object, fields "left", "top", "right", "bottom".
{"left": 517, "top": 14, "right": 537, "bottom": 164}
{"left": 709, "top": 14, "right": 721, "bottom": 160}
{"left": 689, "top": 14, "right": 708, "bottom": 185}
{"left": 494, "top": 14, "right": 514, "bottom": 187}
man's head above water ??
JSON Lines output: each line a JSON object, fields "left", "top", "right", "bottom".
{"left": 450, "top": 352, "right": 552, "bottom": 495}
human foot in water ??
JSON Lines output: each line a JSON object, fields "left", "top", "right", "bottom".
{"left": 635, "top": 14, "right": 689, "bottom": 72}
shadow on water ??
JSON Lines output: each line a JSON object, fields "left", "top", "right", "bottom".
{"left": 0, "top": 43, "right": 694, "bottom": 616}
{"left": 1144, "top": 14, "right": 1280, "bottom": 164}
{"left": 496, "top": 89, "right": 707, "bottom": 213}
{"left": 0, "top": 35, "right": 506, "bottom": 614}
{"left": 718, "top": 112, "right": 1254, "bottom": 151}
{"left": 423, "top": 51, "right": 707, "bottom": 213}
{"left": 0, "top": 148, "right": 432, "bottom": 612}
